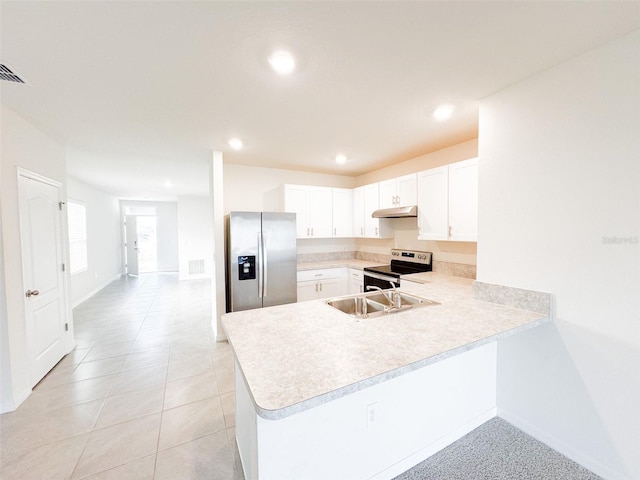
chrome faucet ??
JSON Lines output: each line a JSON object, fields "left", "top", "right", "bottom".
{"left": 366, "top": 285, "right": 401, "bottom": 310}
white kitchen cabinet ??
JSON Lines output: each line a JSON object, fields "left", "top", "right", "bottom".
{"left": 352, "top": 186, "right": 365, "bottom": 238}
{"left": 297, "top": 268, "right": 348, "bottom": 301}
{"left": 283, "top": 185, "right": 333, "bottom": 238}
{"left": 378, "top": 174, "right": 417, "bottom": 209}
{"left": 362, "top": 183, "right": 392, "bottom": 238}
{"left": 332, "top": 188, "right": 353, "bottom": 237}
{"left": 417, "top": 158, "right": 478, "bottom": 242}
{"left": 363, "top": 183, "right": 380, "bottom": 237}
{"left": 348, "top": 268, "right": 364, "bottom": 294}
{"left": 417, "top": 166, "right": 449, "bottom": 240}
{"left": 448, "top": 158, "right": 478, "bottom": 241}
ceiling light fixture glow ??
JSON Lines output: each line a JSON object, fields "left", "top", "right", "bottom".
{"left": 433, "top": 104, "right": 454, "bottom": 121}
{"left": 335, "top": 154, "right": 347, "bottom": 165}
{"left": 164, "top": 180, "right": 173, "bottom": 188}
{"left": 268, "top": 50, "right": 296, "bottom": 75}
{"left": 228, "top": 138, "right": 243, "bottom": 150}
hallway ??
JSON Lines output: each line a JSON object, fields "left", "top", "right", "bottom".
{"left": 0, "top": 273, "right": 243, "bottom": 479}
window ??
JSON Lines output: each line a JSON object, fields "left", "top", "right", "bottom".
{"left": 67, "top": 201, "right": 87, "bottom": 274}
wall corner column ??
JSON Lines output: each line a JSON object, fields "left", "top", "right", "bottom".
{"left": 210, "top": 151, "right": 227, "bottom": 341}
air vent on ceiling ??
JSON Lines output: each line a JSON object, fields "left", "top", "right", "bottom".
{"left": 0, "top": 64, "right": 29, "bottom": 85}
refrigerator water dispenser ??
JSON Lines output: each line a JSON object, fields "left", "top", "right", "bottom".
{"left": 238, "top": 256, "right": 256, "bottom": 280}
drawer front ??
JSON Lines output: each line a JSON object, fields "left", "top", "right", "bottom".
{"left": 297, "top": 268, "right": 347, "bottom": 282}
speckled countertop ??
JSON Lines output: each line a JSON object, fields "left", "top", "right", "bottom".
{"left": 222, "top": 273, "right": 551, "bottom": 420}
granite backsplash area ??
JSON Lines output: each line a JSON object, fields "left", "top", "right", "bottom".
{"left": 297, "top": 250, "right": 477, "bottom": 279}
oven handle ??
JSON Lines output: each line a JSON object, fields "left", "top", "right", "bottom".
{"left": 364, "top": 271, "right": 398, "bottom": 283}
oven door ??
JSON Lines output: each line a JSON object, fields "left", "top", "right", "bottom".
{"left": 363, "top": 271, "right": 400, "bottom": 290}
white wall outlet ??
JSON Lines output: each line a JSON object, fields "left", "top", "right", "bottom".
{"left": 366, "top": 402, "right": 378, "bottom": 428}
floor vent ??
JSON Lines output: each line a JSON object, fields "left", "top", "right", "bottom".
{"left": 0, "top": 64, "right": 29, "bottom": 85}
{"left": 188, "top": 259, "right": 205, "bottom": 275}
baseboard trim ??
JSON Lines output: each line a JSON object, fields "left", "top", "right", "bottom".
{"left": 371, "top": 407, "right": 497, "bottom": 480}
{"left": 0, "top": 387, "right": 31, "bottom": 414}
{"left": 71, "top": 274, "right": 121, "bottom": 308}
{"left": 499, "top": 409, "right": 625, "bottom": 480}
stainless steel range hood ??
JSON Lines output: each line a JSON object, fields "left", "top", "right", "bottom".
{"left": 371, "top": 205, "right": 418, "bottom": 218}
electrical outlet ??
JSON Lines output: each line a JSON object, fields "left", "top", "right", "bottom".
{"left": 366, "top": 402, "right": 378, "bottom": 428}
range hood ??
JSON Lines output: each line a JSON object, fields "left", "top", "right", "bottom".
{"left": 371, "top": 205, "right": 418, "bottom": 218}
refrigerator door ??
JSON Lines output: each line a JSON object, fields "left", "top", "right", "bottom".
{"left": 261, "top": 212, "right": 297, "bottom": 307}
{"left": 228, "top": 212, "right": 263, "bottom": 312}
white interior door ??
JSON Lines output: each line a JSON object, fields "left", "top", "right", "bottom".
{"left": 125, "top": 215, "right": 139, "bottom": 276}
{"left": 18, "top": 171, "right": 68, "bottom": 387}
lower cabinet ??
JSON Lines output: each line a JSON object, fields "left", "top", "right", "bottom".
{"left": 348, "top": 268, "right": 364, "bottom": 294}
{"left": 297, "top": 268, "right": 348, "bottom": 301}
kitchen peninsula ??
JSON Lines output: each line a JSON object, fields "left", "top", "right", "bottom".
{"left": 222, "top": 273, "right": 551, "bottom": 480}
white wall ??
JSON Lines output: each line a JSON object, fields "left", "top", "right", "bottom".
{"left": 478, "top": 30, "right": 640, "bottom": 479}
{"left": 177, "top": 195, "right": 213, "bottom": 280}
{"left": 120, "top": 200, "right": 179, "bottom": 272}
{"left": 0, "top": 104, "right": 71, "bottom": 411}
{"left": 67, "top": 176, "right": 122, "bottom": 306}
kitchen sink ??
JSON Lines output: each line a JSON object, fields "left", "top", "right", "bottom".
{"left": 325, "top": 290, "right": 439, "bottom": 319}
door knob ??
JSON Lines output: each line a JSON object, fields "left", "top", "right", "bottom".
{"left": 26, "top": 289, "right": 40, "bottom": 297}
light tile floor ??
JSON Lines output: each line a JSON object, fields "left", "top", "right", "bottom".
{"left": 0, "top": 273, "right": 244, "bottom": 480}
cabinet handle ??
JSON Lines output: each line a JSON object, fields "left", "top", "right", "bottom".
{"left": 319, "top": 282, "right": 322, "bottom": 292}
{"left": 315, "top": 283, "right": 318, "bottom": 292}
{"left": 361, "top": 227, "right": 364, "bottom": 236}
{"left": 311, "top": 227, "right": 314, "bottom": 237}
{"left": 375, "top": 226, "right": 379, "bottom": 236}
{"left": 334, "top": 227, "right": 336, "bottom": 236}
{"left": 307, "top": 227, "right": 310, "bottom": 237}
{"left": 448, "top": 225, "right": 452, "bottom": 238}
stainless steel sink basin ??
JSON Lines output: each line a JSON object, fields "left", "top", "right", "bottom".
{"left": 325, "top": 290, "right": 439, "bottom": 319}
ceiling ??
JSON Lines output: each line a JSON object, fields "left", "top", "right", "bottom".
{"left": 2, "top": 2, "right": 639, "bottom": 200}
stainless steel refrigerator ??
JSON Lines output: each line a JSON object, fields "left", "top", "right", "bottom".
{"left": 226, "top": 211, "right": 297, "bottom": 312}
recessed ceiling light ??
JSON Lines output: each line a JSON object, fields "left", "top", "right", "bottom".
{"left": 433, "top": 104, "right": 454, "bottom": 121}
{"left": 268, "top": 50, "right": 295, "bottom": 75}
{"left": 335, "top": 154, "right": 347, "bottom": 165}
{"left": 228, "top": 138, "right": 243, "bottom": 150}
{"left": 164, "top": 180, "right": 173, "bottom": 188}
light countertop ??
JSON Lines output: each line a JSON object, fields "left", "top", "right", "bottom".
{"left": 222, "top": 273, "right": 551, "bottom": 420}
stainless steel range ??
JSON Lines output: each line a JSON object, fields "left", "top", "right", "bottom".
{"left": 363, "top": 249, "right": 433, "bottom": 290}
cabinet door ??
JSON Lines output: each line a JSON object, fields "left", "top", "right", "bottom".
{"left": 378, "top": 179, "right": 397, "bottom": 209}
{"left": 448, "top": 158, "right": 478, "bottom": 242}
{"left": 352, "top": 187, "right": 365, "bottom": 238}
{"left": 307, "top": 187, "right": 333, "bottom": 238}
{"left": 396, "top": 173, "right": 417, "bottom": 207}
{"left": 332, "top": 188, "right": 353, "bottom": 237}
{"left": 417, "top": 166, "right": 448, "bottom": 240}
{"left": 284, "top": 185, "right": 310, "bottom": 238}
{"left": 297, "top": 280, "right": 318, "bottom": 302}
{"left": 349, "top": 269, "right": 364, "bottom": 294}
{"left": 318, "top": 277, "right": 346, "bottom": 300}
{"left": 363, "top": 183, "right": 380, "bottom": 237}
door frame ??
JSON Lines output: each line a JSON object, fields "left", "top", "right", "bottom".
{"left": 17, "top": 167, "right": 73, "bottom": 387}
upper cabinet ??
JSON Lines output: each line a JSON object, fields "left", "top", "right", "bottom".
{"left": 352, "top": 184, "right": 392, "bottom": 238}
{"left": 352, "top": 186, "right": 365, "bottom": 238}
{"left": 447, "top": 159, "right": 478, "bottom": 241}
{"left": 417, "top": 158, "right": 478, "bottom": 242}
{"left": 283, "top": 185, "right": 333, "bottom": 238}
{"left": 417, "top": 166, "right": 449, "bottom": 240}
{"left": 378, "top": 173, "right": 417, "bottom": 209}
{"left": 332, "top": 188, "right": 353, "bottom": 238}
